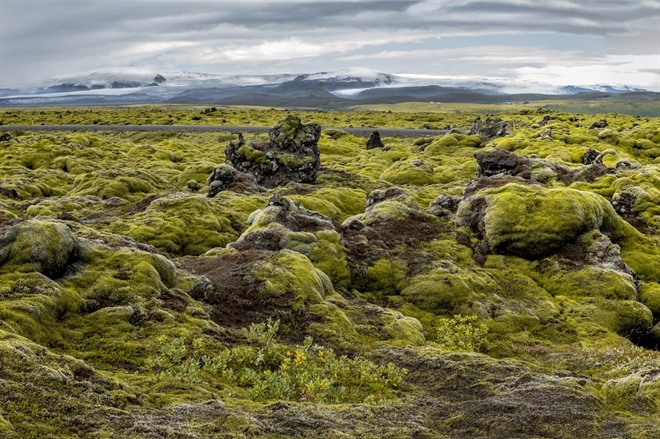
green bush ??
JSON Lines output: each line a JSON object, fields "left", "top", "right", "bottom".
{"left": 434, "top": 315, "right": 492, "bottom": 352}
{"left": 146, "top": 320, "right": 407, "bottom": 404}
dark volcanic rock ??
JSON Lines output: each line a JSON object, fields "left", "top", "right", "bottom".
{"left": 0, "top": 187, "right": 19, "bottom": 199}
{"left": 110, "top": 81, "right": 143, "bottom": 89}
{"left": 0, "top": 132, "right": 11, "bottom": 142}
{"left": 225, "top": 116, "right": 321, "bottom": 188}
{"left": 428, "top": 194, "right": 461, "bottom": 217}
{"left": 463, "top": 175, "right": 536, "bottom": 197}
{"left": 207, "top": 162, "right": 261, "bottom": 197}
{"left": 590, "top": 118, "right": 608, "bottom": 129}
{"left": 468, "top": 116, "right": 507, "bottom": 138}
{"left": 582, "top": 148, "right": 601, "bottom": 165}
{"left": 231, "top": 194, "right": 336, "bottom": 252}
{"left": 611, "top": 188, "right": 641, "bottom": 221}
{"left": 539, "top": 115, "right": 554, "bottom": 126}
{"left": 365, "top": 130, "right": 384, "bottom": 149}
{"left": 474, "top": 148, "right": 528, "bottom": 177}
{"left": 366, "top": 187, "right": 407, "bottom": 209}
{"left": 153, "top": 74, "right": 166, "bottom": 84}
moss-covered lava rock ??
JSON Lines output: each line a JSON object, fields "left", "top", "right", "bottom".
{"left": 224, "top": 116, "right": 321, "bottom": 187}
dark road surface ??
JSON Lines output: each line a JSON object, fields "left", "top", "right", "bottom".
{"left": 3, "top": 124, "right": 449, "bottom": 138}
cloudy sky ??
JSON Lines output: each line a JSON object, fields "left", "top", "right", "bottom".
{"left": 1, "top": 0, "right": 659, "bottom": 90}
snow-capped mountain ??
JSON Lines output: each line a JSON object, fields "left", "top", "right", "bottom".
{"left": 0, "top": 68, "right": 653, "bottom": 107}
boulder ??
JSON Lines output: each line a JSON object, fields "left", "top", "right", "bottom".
{"left": 0, "top": 133, "right": 11, "bottom": 142}
{"left": 0, "top": 187, "right": 19, "bottom": 199}
{"left": 206, "top": 162, "right": 260, "bottom": 197}
{"left": 225, "top": 116, "right": 321, "bottom": 187}
{"left": 474, "top": 149, "right": 528, "bottom": 177}
{"left": 428, "top": 194, "right": 461, "bottom": 218}
{"left": 366, "top": 130, "right": 384, "bottom": 149}
{"left": 582, "top": 148, "right": 601, "bottom": 165}
{"left": 468, "top": 116, "right": 507, "bottom": 138}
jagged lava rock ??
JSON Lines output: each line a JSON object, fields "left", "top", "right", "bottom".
{"left": 474, "top": 148, "right": 528, "bottom": 177}
{"left": 582, "top": 148, "right": 601, "bottom": 165}
{"left": 468, "top": 116, "right": 507, "bottom": 138}
{"left": 206, "top": 162, "right": 260, "bottom": 197}
{"left": 365, "top": 130, "right": 384, "bottom": 149}
{"left": 225, "top": 116, "right": 321, "bottom": 188}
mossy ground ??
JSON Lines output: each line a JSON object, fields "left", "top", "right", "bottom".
{"left": 0, "top": 107, "right": 659, "bottom": 437}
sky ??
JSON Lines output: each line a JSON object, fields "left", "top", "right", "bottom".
{"left": 1, "top": 0, "right": 659, "bottom": 90}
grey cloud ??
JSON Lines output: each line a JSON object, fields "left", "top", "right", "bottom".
{"left": 1, "top": 0, "right": 658, "bottom": 86}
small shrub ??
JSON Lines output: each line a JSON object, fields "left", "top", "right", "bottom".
{"left": 434, "top": 314, "right": 491, "bottom": 352}
{"left": 146, "top": 319, "right": 407, "bottom": 403}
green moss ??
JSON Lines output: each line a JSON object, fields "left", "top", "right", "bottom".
{"left": 254, "top": 250, "right": 335, "bottom": 306}
{"left": 0, "top": 272, "right": 80, "bottom": 345}
{"left": 345, "top": 188, "right": 436, "bottom": 227}
{"left": 400, "top": 267, "right": 493, "bottom": 315}
{"left": 380, "top": 160, "right": 436, "bottom": 186}
{"left": 367, "top": 258, "right": 408, "bottom": 296}
{"left": 558, "top": 296, "right": 653, "bottom": 337}
{"left": 638, "top": 283, "right": 660, "bottom": 316}
{"left": 616, "top": 224, "right": 660, "bottom": 282}
{"left": 291, "top": 188, "right": 367, "bottom": 222}
{"left": 318, "top": 130, "right": 364, "bottom": 156}
{"left": 534, "top": 262, "right": 637, "bottom": 301}
{"left": 278, "top": 152, "right": 310, "bottom": 168}
{"left": 308, "top": 230, "right": 351, "bottom": 289}
{"left": 379, "top": 308, "right": 426, "bottom": 347}
{"left": 238, "top": 144, "right": 268, "bottom": 164}
{"left": 70, "top": 169, "right": 171, "bottom": 201}
{"left": 175, "top": 162, "right": 217, "bottom": 186}
{"left": 0, "top": 220, "right": 78, "bottom": 278}
{"left": 603, "top": 373, "right": 660, "bottom": 414}
{"left": 458, "top": 185, "right": 623, "bottom": 259}
{"left": 105, "top": 195, "right": 240, "bottom": 255}
{"left": 251, "top": 250, "right": 359, "bottom": 346}
{"left": 423, "top": 134, "right": 482, "bottom": 154}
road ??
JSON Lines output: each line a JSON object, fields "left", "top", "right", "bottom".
{"left": 2, "top": 124, "right": 449, "bottom": 138}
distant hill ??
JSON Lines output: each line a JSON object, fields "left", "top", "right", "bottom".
{"left": 0, "top": 68, "right": 657, "bottom": 110}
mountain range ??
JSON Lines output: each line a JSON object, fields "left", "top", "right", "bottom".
{"left": 0, "top": 68, "right": 655, "bottom": 108}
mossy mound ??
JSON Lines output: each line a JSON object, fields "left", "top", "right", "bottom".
{"left": 401, "top": 266, "right": 495, "bottom": 315}
{"left": 105, "top": 194, "right": 241, "bottom": 256}
{"left": 231, "top": 195, "right": 351, "bottom": 288}
{"left": 457, "top": 184, "right": 623, "bottom": 259}
{"left": 0, "top": 219, "right": 78, "bottom": 278}
{"left": 379, "top": 159, "right": 437, "bottom": 186}
{"left": 70, "top": 168, "right": 171, "bottom": 201}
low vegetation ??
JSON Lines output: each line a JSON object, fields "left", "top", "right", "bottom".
{"left": 0, "top": 105, "right": 658, "bottom": 437}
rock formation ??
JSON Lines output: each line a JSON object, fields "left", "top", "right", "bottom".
{"left": 225, "top": 116, "right": 321, "bottom": 187}
{"left": 366, "top": 130, "right": 384, "bottom": 149}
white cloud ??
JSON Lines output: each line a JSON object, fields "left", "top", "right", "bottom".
{"left": 222, "top": 39, "right": 325, "bottom": 61}
{"left": 514, "top": 55, "right": 660, "bottom": 91}
{"left": 113, "top": 41, "right": 197, "bottom": 58}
